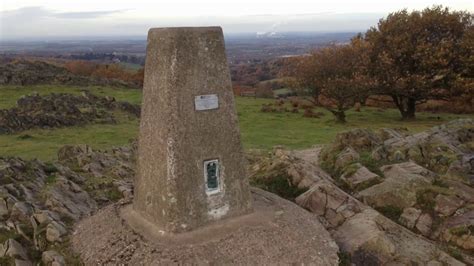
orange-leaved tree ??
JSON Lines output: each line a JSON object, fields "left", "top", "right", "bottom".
{"left": 289, "top": 36, "right": 374, "bottom": 123}
{"left": 365, "top": 6, "right": 473, "bottom": 119}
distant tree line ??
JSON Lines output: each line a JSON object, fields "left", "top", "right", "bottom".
{"left": 70, "top": 53, "right": 145, "bottom": 66}
{"left": 285, "top": 6, "right": 473, "bottom": 122}
{"left": 230, "top": 59, "right": 285, "bottom": 86}
{"left": 64, "top": 61, "right": 144, "bottom": 87}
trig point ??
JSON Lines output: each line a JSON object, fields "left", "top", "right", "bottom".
{"left": 133, "top": 27, "right": 253, "bottom": 233}
{"left": 73, "top": 26, "right": 339, "bottom": 264}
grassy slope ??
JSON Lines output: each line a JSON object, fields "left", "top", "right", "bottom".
{"left": 0, "top": 85, "right": 472, "bottom": 161}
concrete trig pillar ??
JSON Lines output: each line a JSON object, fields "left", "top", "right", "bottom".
{"left": 133, "top": 27, "right": 253, "bottom": 233}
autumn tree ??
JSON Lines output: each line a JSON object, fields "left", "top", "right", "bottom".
{"left": 289, "top": 37, "right": 374, "bottom": 123}
{"left": 284, "top": 53, "right": 322, "bottom": 105}
{"left": 365, "top": 6, "right": 473, "bottom": 119}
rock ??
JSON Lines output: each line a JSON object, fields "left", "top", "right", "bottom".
{"left": 434, "top": 194, "right": 464, "bottom": 216}
{"left": 445, "top": 180, "right": 474, "bottom": 203}
{"left": 399, "top": 207, "right": 422, "bottom": 229}
{"left": 333, "top": 209, "right": 396, "bottom": 264}
{"left": 341, "top": 164, "right": 380, "bottom": 190}
{"left": 333, "top": 128, "right": 382, "bottom": 151}
{"left": 293, "top": 146, "right": 467, "bottom": 265}
{"left": 447, "top": 154, "right": 474, "bottom": 184}
{"left": 440, "top": 210, "right": 474, "bottom": 250}
{"left": 4, "top": 239, "right": 28, "bottom": 260}
{"left": 14, "top": 259, "right": 32, "bottom": 266}
{"left": 378, "top": 128, "right": 408, "bottom": 141}
{"left": 357, "top": 162, "right": 434, "bottom": 209}
{"left": 296, "top": 181, "right": 362, "bottom": 228}
{"left": 415, "top": 213, "right": 433, "bottom": 236}
{"left": 0, "top": 242, "right": 6, "bottom": 256}
{"left": 331, "top": 208, "right": 460, "bottom": 265}
{"left": 32, "top": 210, "right": 60, "bottom": 225}
{"left": 46, "top": 221, "right": 67, "bottom": 243}
{"left": 57, "top": 145, "right": 92, "bottom": 165}
{"left": 335, "top": 147, "right": 360, "bottom": 171}
{"left": 42, "top": 250, "right": 65, "bottom": 266}
{"left": 10, "top": 202, "right": 33, "bottom": 222}
{"left": 427, "top": 260, "right": 443, "bottom": 266}
{"left": 45, "top": 178, "right": 97, "bottom": 221}
{"left": 0, "top": 198, "right": 9, "bottom": 218}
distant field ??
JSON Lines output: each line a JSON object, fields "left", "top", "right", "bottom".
{"left": 0, "top": 85, "right": 472, "bottom": 161}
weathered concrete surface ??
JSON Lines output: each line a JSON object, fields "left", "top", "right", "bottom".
{"left": 134, "top": 27, "right": 252, "bottom": 233}
{"left": 72, "top": 188, "right": 340, "bottom": 265}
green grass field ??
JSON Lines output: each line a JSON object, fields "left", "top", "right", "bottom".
{"left": 0, "top": 85, "right": 472, "bottom": 161}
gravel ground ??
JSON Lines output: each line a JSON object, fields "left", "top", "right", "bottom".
{"left": 72, "top": 188, "right": 339, "bottom": 265}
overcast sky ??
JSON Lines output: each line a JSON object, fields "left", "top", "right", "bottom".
{"left": 1, "top": 0, "right": 472, "bottom": 40}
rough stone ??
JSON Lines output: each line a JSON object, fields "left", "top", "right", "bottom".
{"left": 357, "top": 162, "right": 434, "bottom": 209}
{"left": 0, "top": 198, "right": 9, "bottom": 218}
{"left": 4, "top": 239, "right": 28, "bottom": 260}
{"left": 292, "top": 147, "right": 467, "bottom": 265}
{"left": 46, "top": 221, "right": 67, "bottom": 243}
{"left": 399, "top": 207, "right": 422, "bottom": 229}
{"left": 133, "top": 27, "right": 252, "bottom": 233}
{"left": 415, "top": 213, "right": 433, "bottom": 236}
{"left": 434, "top": 194, "right": 464, "bottom": 216}
{"left": 341, "top": 164, "right": 380, "bottom": 190}
{"left": 45, "top": 178, "right": 97, "bottom": 221}
{"left": 10, "top": 202, "right": 33, "bottom": 222}
{"left": 334, "top": 147, "right": 360, "bottom": 171}
{"left": 14, "top": 259, "right": 32, "bottom": 266}
{"left": 42, "top": 250, "right": 65, "bottom": 266}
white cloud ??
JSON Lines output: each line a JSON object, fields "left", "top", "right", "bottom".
{"left": 0, "top": 1, "right": 472, "bottom": 40}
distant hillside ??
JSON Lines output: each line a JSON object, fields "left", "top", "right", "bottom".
{"left": 0, "top": 60, "right": 137, "bottom": 88}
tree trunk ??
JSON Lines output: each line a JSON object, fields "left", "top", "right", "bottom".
{"left": 392, "top": 95, "right": 416, "bottom": 120}
{"left": 332, "top": 110, "right": 346, "bottom": 123}
{"left": 312, "top": 95, "right": 320, "bottom": 106}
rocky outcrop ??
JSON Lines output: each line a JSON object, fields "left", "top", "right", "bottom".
{"left": 0, "top": 91, "right": 140, "bottom": 134}
{"left": 318, "top": 119, "right": 474, "bottom": 257}
{"left": 0, "top": 156, "right": 97, "bottom": 264}
{"left": 250, "top": 144, "right": 472, "bottom": 264}
{"left": 0, "top": 141, "right": 137, "bottom": 264}
{"left": 373, "top": 119, "right": 474, "bottom": 175}
{"left": 57, "top": 142, "right": 137, "bottom": 204}
{"left": 340, "top": 164, "right": 380, "bottom": 190}
{"left": 0, "top": 60, "right": 136, "bottom": 88}
{"left": 357, "top": 162, "right": 435, "bottom": 209}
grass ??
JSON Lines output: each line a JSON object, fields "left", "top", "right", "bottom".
{"left": 0, "top": 111, "right": 138, "bottom": 161}
{"left": 0, "top": 85, "right": 142, "bottom": 109}
{"left": 236, "top": 97, "right": 473, "bottom": 150}
{"left": 0, "top": 85, "right": 473, "bottom": 162}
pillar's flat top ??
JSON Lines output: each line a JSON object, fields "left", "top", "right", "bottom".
{"left": 148, "top": 26, "right": 222, "bottom": 34}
